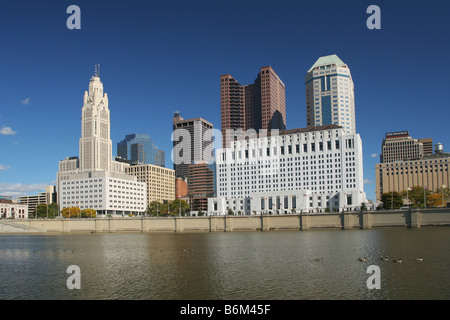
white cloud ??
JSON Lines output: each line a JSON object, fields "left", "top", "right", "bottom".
{"left": 370, "top": 153, "right": 378, "bottom": 158}
{"left": 0, "top": 183, "right": 47, "bottom": 198}
{"left": 0, "top": 164, "right": 10, "bottom": 171}
{"left": 364, "top": 179, "right": 373, "bottom": 185}
{"left": 0, "top": 126, "right": 16, "bottom": 135}
{"left": 21, "top": 98, "right": 31, "bottom": 105}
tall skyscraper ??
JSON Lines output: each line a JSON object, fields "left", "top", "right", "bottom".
{"left": 172, "top": 112, "right": 214, "bottom": 179}
{"left": 220, "top": 66, "right": 286, "bottom": 148}
{"left": 57, "top": 69, "right": 147, "bottom": 215}
{"left": 117, "top": 133, "right": 166, "bottom": 167}
{"left": 79, "top": 74, "right": 112, "bottom": 171}
{"left": 305, "top": 54, "right": 355, "bottom": 134}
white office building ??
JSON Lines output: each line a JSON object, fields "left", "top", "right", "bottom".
{"left": 0, "top": 201, "right": 28, "bottom": 219}
{"left": 208, "top": 124, "right": 366, "bottom": 214}
{"left": 305, "top": 54, "right": 356, "bottom": 134}
{"left": 59, "top": 171, "right": 146, "bottom": 215}
{"left": 57, "top": 69, "right": 146, "bottom": 216}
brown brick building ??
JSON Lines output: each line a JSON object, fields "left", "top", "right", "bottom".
{"left": 220, "top": 66, "right": 286, "bottom": 148}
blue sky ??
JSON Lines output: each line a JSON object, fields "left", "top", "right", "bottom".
{"left": 0, "top": 0, "right": 449, "bottom": 201}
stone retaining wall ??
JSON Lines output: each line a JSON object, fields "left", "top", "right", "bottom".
{"left": 2, "top": 209, "right": 449, "bottom": 233}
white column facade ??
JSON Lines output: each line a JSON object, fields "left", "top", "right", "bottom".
{"left": 208, "top": 125, "right": 366, "bottom": 215}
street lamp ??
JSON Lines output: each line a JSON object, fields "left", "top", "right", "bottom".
{"left": 442, "top": 185, "right": 446, "bottom": 208}
{"left": 424, "top": 187, "right": 428, "bottom": 209}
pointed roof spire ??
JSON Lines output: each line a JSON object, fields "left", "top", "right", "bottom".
{"left": 94, "top": 63, "right": 100, "bottom": 77}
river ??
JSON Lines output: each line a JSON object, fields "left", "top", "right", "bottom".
{"left": 0, "top": 227, "right": 448, "bottom": 300}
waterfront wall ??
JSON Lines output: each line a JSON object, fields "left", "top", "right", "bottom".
{"left": 1, "top": 209, "right": 450, "bottom": 233}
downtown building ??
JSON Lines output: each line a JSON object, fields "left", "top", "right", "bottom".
{"left": 172, "top": 112, "right": 214, "bottom": 179}
{"left": 379, "top": 131, "right": 433, "bottom": 163}
{"left": 125, "top": 163, "right": 175, "bottom": 205}
{"left": 57, "top": 71, "right": 147, "bottom": 216}
{"left": 208, "top": 124, "right": 366, "bottom": 215}
{"left": 0, "top": 196, "right": 28, "bottom": 219}
{"left": 172, "top": 112, "right": 216, "bottom": 212}
{"left": 117, "top": 133, "right": 165, "bottom": 167}
{"left": 18, "top": 185, "right": 57, "bottom": 213}
{"left": 220, "top": 66, "right": 286, "bottom": 148}
{"left": 375, "top": 131, "right": 449, "bottom": 202}
{"left": 305, "top": 54, "right": 356, "bottom": 134}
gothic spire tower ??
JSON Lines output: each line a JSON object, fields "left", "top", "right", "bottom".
{"left": 79, "top": 66, "right": 112, "bottom": 171}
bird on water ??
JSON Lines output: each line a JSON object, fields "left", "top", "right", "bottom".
{"left": 358, "top": 257, "right": 368, "bottom": 262}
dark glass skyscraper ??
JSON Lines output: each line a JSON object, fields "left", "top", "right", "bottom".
{"left": 117, "top": 134, "right": 165, "bottom": 167}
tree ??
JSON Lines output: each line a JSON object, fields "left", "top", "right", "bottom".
{"left": 227, "top": 209, "right": 234, "bottom": 215}
{"left": 361, "top": 202, "right": 367, "bottom": 211}
{"left": 434, "top": 186, "right": 450, "bottom": 206}
{"left": 403, "top": 186, "right": 432, "bottom": 208}
{"left": 30, "top": 203, "right": 59, "bottom": 219}
{"left": 169, "top": 199, "right": 190, "bottom": 216}
{"left": 427, "top": 193, "right": 443, "bottom": 207}
{"left": 380, "top": 192, "right": 403, "bottom": 210}
{"left": 81, "top": 208, "right": 96, "bottom": 218}
{"left": 147, "top": 201, "right": 163, "bottom": 216}
{"left": 61, "top": 207, "right": 81, "bottom": 218}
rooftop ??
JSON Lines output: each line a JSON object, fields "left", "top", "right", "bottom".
{"left": 308, "top": 54, "right": 346, "bottom": 73}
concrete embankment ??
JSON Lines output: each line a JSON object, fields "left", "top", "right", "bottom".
{"left": 1, "top": 208, "right": 449, "bottom": 234}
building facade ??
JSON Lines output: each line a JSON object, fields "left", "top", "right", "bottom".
{"left": 172, "top": 112, "right": 214, "bottom": 179}
{"left": 220, "top": 66, "right": 286, "bottom": 148}
{"left": 57, "top": 70, "right": 147, "bottom": 216}
{"left": 208, "top": 124, "right": 366, "bottom": 214}
{"left": 375, "top": 143, "right": 450, "bottom": 201}
{"left": 59, "top": 171, "right": 146, "bottom": 215}
{"left": 117, "top": 133, "right": 165, "bottom": 167}
{"left": 125, "top": 164, "right": 175, "bottom": 205}
{"left": 187, "top": 162, "right": 215, "bottom": 212}
{"left": 175, "top": 177, "right": 188, "bottom": 198}
{"left": 0, "top": 197, "right": 28, "bottom": 219}
{"left": 79, "top": 74, "right": 112, "bottom": 172}
{"left": 380, "top": 131, "right": 433, "bottom": 163}
{"left": 18, "top": 185, "right": 57, "bottom": 213}
{"left": 306, "top": 54, "right": 355, "bottom": 134}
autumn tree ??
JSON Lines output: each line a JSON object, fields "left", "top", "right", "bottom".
{"left": 434, "top": 186, "right": 450, "bottom": 206}
{"left": 427, "top": 193, "right": 443, "bottom": 207}
{"left": 61, "top": 207, "right": 81, "bottom": 218}
{"left": 81, "top": 208, "right": 96, "bottom": 218}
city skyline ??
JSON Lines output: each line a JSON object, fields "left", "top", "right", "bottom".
{"left": 1, "top": 0, "right": 449, "bottom": 203}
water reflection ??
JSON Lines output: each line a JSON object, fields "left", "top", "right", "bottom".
{"left": 0, "top": 228, "right": 448, "bottom": 300}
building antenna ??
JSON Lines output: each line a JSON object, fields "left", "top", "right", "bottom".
{"left": 94, "top": 63, "right": 101, "bottom": 77}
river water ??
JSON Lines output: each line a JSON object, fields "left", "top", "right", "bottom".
{"left": 0, "top": 227, "right": 448, "bottom": 300}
